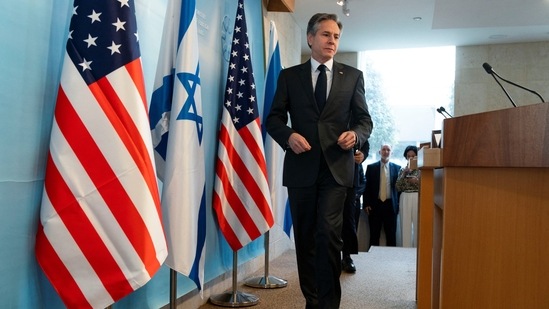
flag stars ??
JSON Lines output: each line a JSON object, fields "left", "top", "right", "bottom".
{"left": 221, "top": 0, "right": 259, "bottom": 131}
{"left": 226, "top": 88, "right": 233, "bottom": 95}
{"left": 215, "top": 0, "right": 273, "bottom": 255}
{"left": 79, "top": 58, "right": 92, "bottom": 71}
{"left": 225, "top": 100, "right": 232, "bottom": 107}
{"left": 88, "top": 10, "right": 102, "bottom": 23}
{"left": 107, "top": 41, "right": 122, "bottom": 54}
{"left": 65, "top": 0, "right": 142, "bottom": 85}
{"left": 84, "top": 34, "right": 98, "bottom": 47}
{"left": 112, "top": 18, "right": 126, "bottom": 31}
{"left": 117, "top": 0, "right": 130, "bottom": 7}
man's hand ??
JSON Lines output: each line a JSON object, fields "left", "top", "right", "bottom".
{"left": 354, "top": 150, "right": 364, "bottom": 164}
{"left": 337, "top": 131, "right": 356, "bottom": 151}
{"left": 287, "top": 133, "right": 311, "bottom": 154}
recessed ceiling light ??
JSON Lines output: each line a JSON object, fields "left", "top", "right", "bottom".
{"left": 412, "top": 17, "right": 422, "bottom": 21}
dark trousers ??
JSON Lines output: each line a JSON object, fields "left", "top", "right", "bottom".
{"left": 368, "top": 198, "right": 397, "bottom": 247}
{"left": 288, "top": 167, "right": 347, "bottom": 309}
{"left": 341, "top": 187, "right": 359, "bottom": 256}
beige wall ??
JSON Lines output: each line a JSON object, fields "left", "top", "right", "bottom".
{"left": 333, "top": 52, "right": 358, "bottom": 67}
{"left": 454, "top": 41, "right": 549, "bottom": 116}
{"left": 303, "top": 41, "right": 549, "bottom": 118}
{"left": 263, "top": 11, "right": 302, "bottom": 68}
{"left": 301, "top": 51, "right": 358, "bottom": 68}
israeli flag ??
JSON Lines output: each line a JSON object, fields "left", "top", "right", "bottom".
{"left": 149, "top": 0, "right": 206, "bottom": 292}
{"left": 262, "top": 21, "right": 292, "bottom": 237}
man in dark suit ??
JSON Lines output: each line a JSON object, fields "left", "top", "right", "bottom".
{"left": 266, "top": 13, "right": 373, "bottom": 309}
{"left": 363, "top": 144, "right": 401, "bottom": 247}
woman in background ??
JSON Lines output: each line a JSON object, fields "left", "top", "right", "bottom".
{"left": 396, "top": 145, "right": 420, "bottom": 247}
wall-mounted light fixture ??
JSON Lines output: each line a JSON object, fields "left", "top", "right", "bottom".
{"left": 337, "top": 0, "right": 350, "bottom": 17}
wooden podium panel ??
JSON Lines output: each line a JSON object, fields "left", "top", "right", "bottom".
{"left": 442, "top": 103, "right": 549, "bottom": 167}
{"left": 416, "top": 166, "right": 435, "bottom": 309}
{"left": 435, "top": 167, "right": 549, "bottom": 308}
{"left": 417, "top": 103, "right": 549, "bottom": 309}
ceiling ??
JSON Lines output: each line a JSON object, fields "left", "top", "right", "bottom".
{"left": 292, "top": 0, "right": 549, "bottom": 53}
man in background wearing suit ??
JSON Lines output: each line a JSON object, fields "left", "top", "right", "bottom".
{"left": 341, "top": 141, "right": 369, "bottom": 273}
{"left": 266, "top": 13, "right": 373, "bottom": 309}
{"left": 363, "top": 144, "right": 401, "bottom": 247}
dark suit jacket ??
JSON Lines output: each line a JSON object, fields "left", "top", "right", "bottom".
{"left": 354, "top": 140, "right": 369, "bottom": 190}
{"left": 266, "top": 60, "right": 373, "bottom": 188}
{"left": 363, "top": 161, "right": 401, "bottom": 214}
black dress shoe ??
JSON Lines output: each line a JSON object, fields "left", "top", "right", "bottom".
{"left": 342, "top": 256, "right": 356, "bottom": 273}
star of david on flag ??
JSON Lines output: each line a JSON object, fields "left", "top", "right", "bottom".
{"left": 149, "top": 0, "right": 206, "bottom": 292}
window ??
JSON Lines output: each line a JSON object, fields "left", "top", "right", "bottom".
{"left": 358, "top": 46, "right": 455, "bottom": 167}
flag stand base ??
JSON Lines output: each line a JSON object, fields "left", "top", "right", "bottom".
{"left": 244, "top": 275, "right": 287, "bottom": 289}
{"left": 209, "top": 250, "right": 259, "bottom": 307}
{"left": 209, "top": 291, "right": 259, "bottom": 307}
{"left": 245, "top": 231, "right": 288, "bottom": 289}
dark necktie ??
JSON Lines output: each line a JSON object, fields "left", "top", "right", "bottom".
{"left": 315, "top": 64, "right": 327, "bottom": 111}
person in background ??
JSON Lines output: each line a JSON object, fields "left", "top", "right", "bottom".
{"left": 266, "top": 13, "right": 373, "bottom": 309}
{"left": 396, "top": 145, "right": 420, "bottom": 247}
{"left": 363, "top": 144, "right": 401, "bottom": 247}
{"left": 341, "top": 141, "right": 369, "bottom": 273}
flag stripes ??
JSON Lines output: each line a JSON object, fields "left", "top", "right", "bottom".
{"left": 214, "top": 116, "right": 275, "bottom": 245}
{"left": 212, "top": 0, "right": 274, "bottom": 252}
{"left": 56, "top": 62, "right": 165, "bottom": 267}
{"left": 35, "top": 223, "right": 92, "bottom": 307}
{"left": 37, "top": 58, "right": 166, "bottom": 307}
{"left": 41, "top": 155, "right": 135, "bottom": 297}
{"left": 36, "top": 1, "right": 166, "bottom": 307}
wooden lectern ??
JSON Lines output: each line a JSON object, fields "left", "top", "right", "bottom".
{"left": 417, "top": 102, "right": 549, "bottom": 309}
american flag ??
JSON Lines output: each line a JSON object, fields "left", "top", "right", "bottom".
{"left": 35, "top": 1, "right": 167, "bottom": 308}
{"left": 213, "top": 0, "right": 274, "bottom": 251}
{"left": 149, "top": 0, "right": 206, "bottom": 292}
